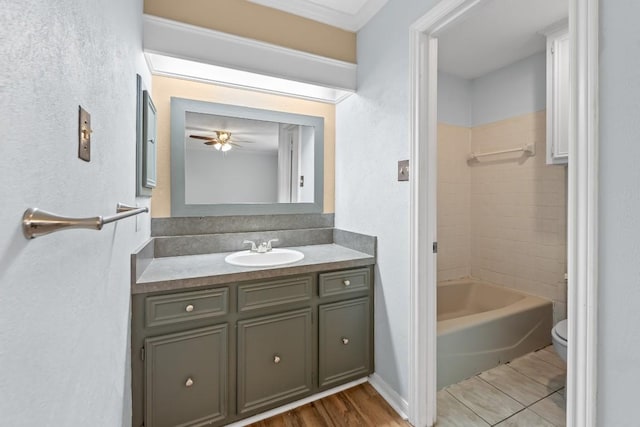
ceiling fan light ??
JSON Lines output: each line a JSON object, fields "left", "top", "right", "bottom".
{"left": 213, "top": 142, "right": 222, "bottom": 150}
{"left": 221, "top": 143, "right": 232, "bottom": 152}
{"left": 217, "top": 131, "right": 231, "bottom": 142}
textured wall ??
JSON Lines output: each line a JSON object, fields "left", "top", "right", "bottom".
{"left": 598, "top": 0, "right": 640, "bottom": 423}
{"left": 0, "top": 0, "right": 150, "bottom": 425}
{"left": 151, "top": 75, "right": 335, "bottom": 217}
{"left": 144, "top": 0, "right": 356, "bottom": 63}
{"left": 335, "top": 0, "right": 439, "bottom": 402}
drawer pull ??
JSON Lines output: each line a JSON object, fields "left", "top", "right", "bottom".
{"left": 273, "top": 355, "right": 281, "bottom": 364}
{"left": 342, "top": 337, "right": 350, "bottom": 345}
{"left": 343, "top": 280, "right": 351, "bottom": 287}
{"left": 185, "top": 304, "right": 194, "bottom": 312}
{"left": 185, "top": 378, "right": 194, "bottom": 387}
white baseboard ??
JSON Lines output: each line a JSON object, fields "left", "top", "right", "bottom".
{"left": 225, "top": 377, "right": 368, "bottom": 427}
{"left": 368, "top": 373, "right": 410, "bottom": 420}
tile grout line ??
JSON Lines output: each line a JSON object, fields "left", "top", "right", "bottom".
{"left": 527, "top": 390, "right": 567, "bottom": 427}
{"left": 443, "top": 389, "right": 492, "bottom": 426}
{"left": 505, "top": 357, "right": 566, "bottom": 390}
{"left": 473, "top": 375, "right": 525, "bottom": 424}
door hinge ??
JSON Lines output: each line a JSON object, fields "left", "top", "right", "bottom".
{"left": 432, "top": 242, "right": 438, "bottom": 254}
{"left": 140, "top": 347, "right": 145, "bottom": 361}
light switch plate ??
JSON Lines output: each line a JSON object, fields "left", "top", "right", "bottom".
{"left": 78, "top": 106, "right": 91, "bottom": 162}
{"left": 398, "top": 160, "right": 409, "bottom": 181}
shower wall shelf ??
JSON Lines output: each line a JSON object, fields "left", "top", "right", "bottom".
{"left": 467, "top": 143, "right": 536, "bottom": 161}
{"left": 22, "top": 203, "right": 149, "bottom": 239}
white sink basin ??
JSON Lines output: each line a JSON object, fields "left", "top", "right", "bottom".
{"left": 224, "top": 248, "right": 305, "bottom": 267}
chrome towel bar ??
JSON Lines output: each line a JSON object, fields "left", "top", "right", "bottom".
{"left": 22, "top": 203, "right": 149, "bottom": 239}
{"left": 468, "top": 143, "right": 535, "bottom": 161}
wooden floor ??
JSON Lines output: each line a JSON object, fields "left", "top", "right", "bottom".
{"left": 247, "top": 383, "right": 410, "bottom": 427}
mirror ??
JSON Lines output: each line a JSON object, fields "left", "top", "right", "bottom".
{"left": 171, "top": 98, "right": 324, "bottom": 216}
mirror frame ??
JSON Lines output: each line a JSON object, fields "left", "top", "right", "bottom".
{"left": 170, "top": 97, "right": 324, "bottom": 216}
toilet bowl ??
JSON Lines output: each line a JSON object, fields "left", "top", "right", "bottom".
{"left": 551, "top": 319, "right": 568, "bottom": 361}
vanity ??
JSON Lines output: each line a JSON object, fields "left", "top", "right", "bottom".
{"left": 130, "top": 216, "right": 376, "bottom": 427}
{"left": 131, "top": 97, "right": 374, "bottom": 426}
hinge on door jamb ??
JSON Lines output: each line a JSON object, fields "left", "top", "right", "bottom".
{"left": 433, "top": 242, "right": 438, "bottom": 254}
{"left": 140, "top": 347, "right": 145, "bottom": 361}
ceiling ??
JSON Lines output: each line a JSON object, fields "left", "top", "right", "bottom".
{"left": 247, "top": 0, "right": 388, "bottom": 31}
{"left": 437, "top": 0, "right": 568, "bottom": 80}
{"left": 185, "top": 112, "right": 280, "bottom": 152}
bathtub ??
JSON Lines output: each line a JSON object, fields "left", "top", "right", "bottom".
{"left": 437, "top": 278, "right": 552, "bottom": 389}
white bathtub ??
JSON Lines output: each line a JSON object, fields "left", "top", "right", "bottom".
{"left": 437, "top": 278, "right": 552, "bottom": 389}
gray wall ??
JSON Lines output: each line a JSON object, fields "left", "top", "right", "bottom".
{"left": 471, "top": 52, "right": 546, "bottom": 126}
{"left": 438, "top": 52, "right": 546, "bottom": 127}
{"left": 598, "top": 1, "right": 640, "bottom": 424}
{"left": 185, "top": 150, "right": 278, "bottom": 204}
{"left": 1, "top": 0, "right": 150, "bottom": 425}
{"left": 438, "top": 72, "right": 472, "bottom": 127}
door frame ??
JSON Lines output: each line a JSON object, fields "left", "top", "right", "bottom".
{"left": 407, "top": 0, "right": 599, "bottom": 426}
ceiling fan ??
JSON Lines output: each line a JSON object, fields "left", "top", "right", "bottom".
{"left": 189, "top": 130, "right": 253, "bottom": 152}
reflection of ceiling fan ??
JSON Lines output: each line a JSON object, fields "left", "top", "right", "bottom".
{"left": 189, "top": 131, "right": 253, "bottom": 152}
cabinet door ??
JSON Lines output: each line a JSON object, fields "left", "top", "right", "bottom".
{"left": 144, "top": 324, "right": 228, "bottom": 427}
{"left": 237, "top": 308, "right": 312, "bottom": 414}
{"left": 546, "top": 26, "right": 570, "bottom": 164}
{"left": 319, "top": 298, "right": 371, "bottom": 388}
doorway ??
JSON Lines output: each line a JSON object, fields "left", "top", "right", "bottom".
{"left": 408, "top": 0, "right": 599, "bottom": 426}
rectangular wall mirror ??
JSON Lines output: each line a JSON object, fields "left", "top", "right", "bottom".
{"left": 171, "top": 98, "right": 324, "bottom": 216}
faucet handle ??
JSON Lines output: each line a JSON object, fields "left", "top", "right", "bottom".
{"left": 243, "top": 240, "right": 258, "bottom": 252}
{"left": 266, "top": 238, "right": 279, "bottom": 250}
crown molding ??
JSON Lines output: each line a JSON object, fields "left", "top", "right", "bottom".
{"left": 248, "top": 0, "right": 388, "bottom": 31}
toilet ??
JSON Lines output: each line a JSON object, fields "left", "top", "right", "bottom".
{"left": 551, "top": 319, "right": 568, "bottom": 361}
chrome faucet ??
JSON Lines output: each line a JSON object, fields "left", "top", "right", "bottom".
{"left": 243, "top": 240, "right": 257, "bottom": 252}
{"left": 244, "top": 239, "right": 279, "bottom": 253}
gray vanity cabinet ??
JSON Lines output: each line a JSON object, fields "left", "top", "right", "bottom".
{"left": 318, "top": 297, "right": 371, "bottom": 388}
{"left": 237, "top": 308, "right": 313, "bottom": 414}
{"left": 144, "top": 324, "right": 228, "bottom": 427}
{"left": 132, "top": 266, "right": 373, "bottom": 427}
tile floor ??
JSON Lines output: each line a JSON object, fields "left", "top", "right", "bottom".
{"left": 436, "top": 346, "right": 567, "bottom": 426}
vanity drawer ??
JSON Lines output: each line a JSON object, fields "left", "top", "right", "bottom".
{"left": 145, "top": 288, "right": 228, "bottom": 328}
{"left": 238, "top": 276, "right": 312, "bottom": 312}
{"left": 318, "top": 298, "right": 371, "bottom": 388}
{"left": 319, "top": 268, "right": 370, "bottom": 297}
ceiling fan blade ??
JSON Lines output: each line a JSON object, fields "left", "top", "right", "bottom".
{"left": 204, "top": 141, "right": 219, "bottom": 146}
{"left": 230, "top": 139, "right": 255, "bottom": 144}
{"left": 189, "top": 135, "right": 216, "bottom": 141}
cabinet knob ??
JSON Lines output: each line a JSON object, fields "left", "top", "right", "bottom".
{"left": 343, "top": 279, "right": 351, "bottom": 287}
{"left": 273, "top": 355, "right": 281, "bottom": 364}
{"left": 185, "top": 378, "right": 194, "bottom": 387}
{"left": 342, "top": 337, "right": 350, "bottom": 345}
{"left": 185, "top": 304, "right": 194, "bottom": 312}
